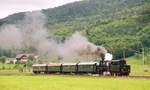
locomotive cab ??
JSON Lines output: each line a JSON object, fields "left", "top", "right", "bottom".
{"left": 110, "top": 60, "right": 130, "bottom": 76}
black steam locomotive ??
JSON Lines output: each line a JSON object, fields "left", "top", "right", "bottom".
{"left": 32, "top": 60, "right": 130, "bottom": 76}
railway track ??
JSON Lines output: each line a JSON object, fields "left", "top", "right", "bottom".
{"left": 92, "top": 74, "right": 150, "bottom": 79}
{"left": 120, "top": 76, "right": 150, "bottom": 79}
{"left": 96, "top": 75, "right": 150, "bottom": 79}
{"left": 34, "top": 73, "right": 150, "bottom": 79}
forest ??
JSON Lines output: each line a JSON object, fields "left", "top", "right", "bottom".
{"left": 0, "top": 0, "right": 150, "bottom": 60}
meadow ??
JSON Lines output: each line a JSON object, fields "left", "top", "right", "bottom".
{"left": 126, "top": 55, "right": 150, "bottom": 72}
{"left": 0, "top": 73, "right": 150, "bottom": 90}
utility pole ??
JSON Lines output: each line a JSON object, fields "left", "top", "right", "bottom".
{"left": 142, "top": 48, "right": 144, "bottom": 76}
{"left": 123, "top": 49, "right": 126, "bottom": 60}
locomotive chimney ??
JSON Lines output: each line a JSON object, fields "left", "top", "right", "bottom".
{"left": 96, "top": 47, "right": 106, "bottom": 61}
{"left": 101, "top": 53, "right": 105, "bottom": 61}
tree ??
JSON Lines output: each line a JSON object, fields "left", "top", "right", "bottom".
{"left": 137, "top": 23, "right": 150, "bottom": 48}
{"left": 27, "top": 55, "right": 35, "bottom": 61}
{"left": 0, "top": 56, "right": 6, "bottom": 63}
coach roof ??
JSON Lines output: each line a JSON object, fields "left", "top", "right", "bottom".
{"left": 78, "top": 62, "right": 98, "bottom": 65}
{"left": 47, "top": 63, "right": 61, "bottom": 66}
{"left": 62, "top": 63, "right": 77, "bottom": 65}
{"left": 32, "top": 64, "right": 47, "bottom": 67}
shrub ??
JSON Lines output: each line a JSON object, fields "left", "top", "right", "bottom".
{"left": 18, "top": 67, "right": 23, "bottom": 72}
{"left": 2, "top": 66, "right": 5, "bottom": 70}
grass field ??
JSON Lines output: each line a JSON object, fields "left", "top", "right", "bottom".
{"left": 0, "top": 64, "right": 16, "bottom": 70}
{"left": 0, "top": 73, "right": 150, "bottom": 90}
{"left": 0, "top": 67, "right": 150, "bottom": 90}
{"left": 126, "top": 55, "right": 150, "bottom": 72}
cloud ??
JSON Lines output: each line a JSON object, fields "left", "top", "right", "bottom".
{"left": 0, "top": 0, "right": 82, "bottom": 19}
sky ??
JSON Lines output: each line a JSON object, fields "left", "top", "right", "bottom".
{"left": 0, "top": 0, "right": 82, "bottom": 19}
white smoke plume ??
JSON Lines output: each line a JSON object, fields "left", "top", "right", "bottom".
{"left": 58, "top": 32, "right": 107, "bottom": 61}
{"left": 105, "top": 53, "right": 113, "bottom": 61}
{"left": 0, "top": 25, "right": 23, "bottom": 49}
{"left": 0, "top": 11, "right": 111, "bottom": 61}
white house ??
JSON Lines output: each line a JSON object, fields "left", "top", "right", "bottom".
{"left": 5, "top": 58, "right": 17, "bottom": 64}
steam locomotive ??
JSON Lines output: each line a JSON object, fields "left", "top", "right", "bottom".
{"left": 32, "top": 60, "right": 130, "bottom": 76}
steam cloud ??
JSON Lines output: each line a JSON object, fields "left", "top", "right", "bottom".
{"left": 58, "top": 32, "right": 107, "bottom": 61}
{"left": 0, "top": 11, "right": 111, "bottom": 61}
{"left": 0, "top": 25, "right": 22, "bottom": 49}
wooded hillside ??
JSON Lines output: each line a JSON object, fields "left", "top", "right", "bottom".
{"left": 0, "top": 0, "right": 150, "bottom": 59}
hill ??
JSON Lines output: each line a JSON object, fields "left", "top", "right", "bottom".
{"left": 0, "top": 0, "right": 144, "bottom": 25}
{"left": 0, "top": 0, "right": 150, "bottom": 60}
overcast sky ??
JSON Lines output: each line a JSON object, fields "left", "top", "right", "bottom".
{"left": 0, "top": 0, "right": 82, "bottom": 19}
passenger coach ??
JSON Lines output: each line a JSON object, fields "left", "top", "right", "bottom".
{"left": 32, "top": 60, "right": 130, "bottom": 76}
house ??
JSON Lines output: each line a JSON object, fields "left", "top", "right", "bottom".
{"left": 16, "top": 54, "right": 39, "bottom": 62}
{"left": 16, "top": 54, "right": 32, "bottom": 62}
{"left": 5, "top": 58, "right": 17, "bottom": 64}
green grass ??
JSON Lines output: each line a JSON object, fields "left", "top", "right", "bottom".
{"left": 0, "top": 64, "right": 32, "bottom": 73}
{"left": 0, "top": 68, "right": 150, "bottom": 90}
{"left": 0, "top": 74, "right": 150, "bottom": 90}
{"left": 0, "top": 64, "right": 16, "bottom": 70}
{"left": 126, "top": 55, "right": 150, "bottom": 72}
{"left": 126, "top": 55, "right": 150, "bottom": 76}
{"left": 0, "top": 70, "right": 33, "bottom": 76}
{"left": 130, "top": 72, "right": 150, "bottom": 76}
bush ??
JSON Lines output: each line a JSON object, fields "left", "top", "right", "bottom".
{"left": 18, "top": 67, "right": 23, "bottom": 72}
{"left": 8, "top": 67, "right": 11, "bottom": 70}
{"left": 134, "top": 53, "right": 141, "bottom": 59}
{"left": 0, "top": 56, "right": 6, "bottom": 63}
{"left": 10, "top": 61, "right": 14, "bottom": 64}
{"left": 28, "top": 55, "right": 35, "bottom": 61}
{"left": 13, "top": 64, "right": 18, "bottom": 69}
{"left": 2, "top": 66, "right": 5, "bottom": 70}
